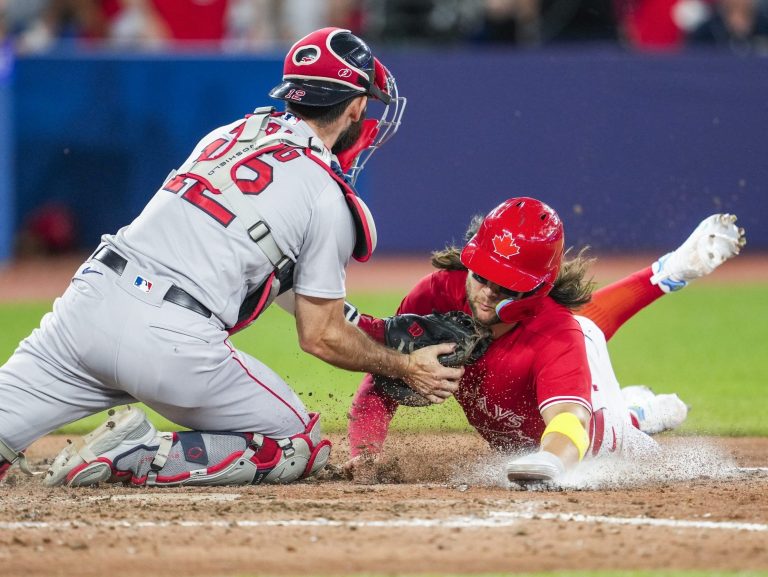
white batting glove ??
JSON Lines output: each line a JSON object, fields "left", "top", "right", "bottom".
{"left": 506, "top": 450, "right": 566, "bottom": 484}
{"left": 651, "top": 213, "right": 746, "bottom": 292}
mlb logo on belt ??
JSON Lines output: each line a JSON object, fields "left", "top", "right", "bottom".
{"left": 134, "top": 276, "right": 153, "bottom": 293}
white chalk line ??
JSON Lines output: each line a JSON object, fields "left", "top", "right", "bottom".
{"left": 1, "top": 511, "right": 766, "bottom": 533}
{"left": 736, "top": 467, "right": 768, "bottom": 473}
{"left": 490, "top": 511, "right": 768, "bottom": 532}
{"left": 84, "top": 493, "right": 241, "bottom": 503}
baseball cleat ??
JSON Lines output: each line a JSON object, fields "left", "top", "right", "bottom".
{"left": 506, "top": 450, "right": 566, "bottom": 484}
{"left": 650, "top": 213, "right": 746, "bottom": 293}
{"left": 44, "top": 405, "right": 158, "bottom": 487}
{"left": 0, "top": 460, "right": 10, "bottom": 482}
{"left": 623, "top": 386, "right": 689, "bottom": 435}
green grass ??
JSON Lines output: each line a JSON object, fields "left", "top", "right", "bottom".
{"left": 1, "top": 285, "right": 766, "bottom": 436}
{"left": 607, "top": 284, "right": 768, "bottom": 436}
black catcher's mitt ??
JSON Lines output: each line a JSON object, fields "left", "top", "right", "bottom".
{"left": 372, "top": 311, "right": 491, "bottom": 407}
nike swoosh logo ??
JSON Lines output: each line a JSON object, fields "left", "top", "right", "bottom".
{"left": 81, "top": 266, "right": 103, "bottom": 276}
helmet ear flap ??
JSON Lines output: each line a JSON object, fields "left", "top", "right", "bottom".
{"left": 373, "top": 58, "right": 388, "bottom": 91}
{"left": 369, "top": 58, "right": 392, "bottom": 105}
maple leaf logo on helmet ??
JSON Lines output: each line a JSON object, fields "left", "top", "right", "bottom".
{"left": 492, "top": 231, "right": 521, "bottom": 259}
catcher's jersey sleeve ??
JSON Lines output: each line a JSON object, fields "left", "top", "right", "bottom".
{"left": 292, "top": 180, "right": 355, "bottom": 299}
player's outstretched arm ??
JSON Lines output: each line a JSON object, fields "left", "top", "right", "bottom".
{"left": 294, "top": 294, "right": 463, "bottom": 403}
{"left": 505, "top": 403, "right": 590, "bottom": 484}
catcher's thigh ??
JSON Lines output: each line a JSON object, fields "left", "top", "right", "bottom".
{"left": 0, "top": 284, "right": 135, "bottom": 451}
{"left": 99, "top": 281, "right": 311, "bottom": 438}
{"left": 575, "top": 316, "right": 658, "bottom": 459}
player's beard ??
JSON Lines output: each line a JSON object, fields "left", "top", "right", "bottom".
{"left": 332, "top": 112, "right": 366, "bottom": 155}
{"left": 465, "top": 277, "right": 502, "bottom": 328}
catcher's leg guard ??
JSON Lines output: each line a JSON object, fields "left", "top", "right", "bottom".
{"left": 119, "top": 412, "right": 331, "bottom": 486}
{"left": 139, "top": 412, "right": 331, "bottom": 486}
{"left": 44, "top": 405, "right": 158, "bottom": 486}
{"left": 46, "top": 409, "right": 331, "bottom": 487}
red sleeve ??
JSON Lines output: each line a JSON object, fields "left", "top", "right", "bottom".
{"left": 397, "top": 270, "right": 470, "bottom": 315}
{"left": 356, "top": 314, "right": 386, "bottom": 343}
{"left": 396, "top": 274, "right": 441, "bottom": 315}
{"left": 533, "top": 327, "right": 592, "bottom": 415}
{"left": 347, "top": 374, "right": 399, "bottom": 457}
{"left": 347, "top": 269, "right": 468, "bottom": 458}
{"left": 354, "top": 271, "right": 456, "bottom": 341}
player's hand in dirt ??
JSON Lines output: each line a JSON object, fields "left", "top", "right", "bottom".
{"left": 403, "top": 343, "right": 464, "bottom": 404}
{"left": 340, "top": 453, "right": 403, "bottom": 485}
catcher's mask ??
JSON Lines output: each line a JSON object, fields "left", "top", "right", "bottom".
{"left": 461, "top": 197, "right": 564, "bottom": 324}
{"left": 269, "top": 27, "right": 406, "bottom": 184}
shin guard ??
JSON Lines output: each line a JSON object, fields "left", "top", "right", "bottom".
{"left": 115, "top": 413, "right": 331, "bottom": 487}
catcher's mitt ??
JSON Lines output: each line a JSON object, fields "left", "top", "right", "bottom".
{"left": 372, "top": 311, "right": 491, "bottom": 407}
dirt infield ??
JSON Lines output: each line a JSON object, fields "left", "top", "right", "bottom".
{"left": 1, "top": 434, "right": 767, "bottom": 577}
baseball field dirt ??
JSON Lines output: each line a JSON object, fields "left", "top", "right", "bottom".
{"left": 1, "top": 433, "right": 767, "bottom": 577}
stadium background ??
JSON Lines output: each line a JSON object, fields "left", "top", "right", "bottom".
{"left": 2, "top": 48, "right": 767, "bottom": 259}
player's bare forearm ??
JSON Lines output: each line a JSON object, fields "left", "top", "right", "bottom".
{"left": 294, "top": 295, "right": 463, "bottom": 397}
{"left": 299, "top": 306, "right": 408, "bottom": 374}
{"left": 539, "top": 403, "right": 591, "bottom": 469}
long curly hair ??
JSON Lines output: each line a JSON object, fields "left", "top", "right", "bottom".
{"left": 430, "top": 215, "right": 595, "bottom": 310}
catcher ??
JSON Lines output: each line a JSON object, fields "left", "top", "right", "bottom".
{"left": 0, "top": 28, "right": 463, "bottom": 487}
{"left": 345, "top": 197, "right": 746, "bottom": 484}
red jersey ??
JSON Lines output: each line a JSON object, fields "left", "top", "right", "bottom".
{"left": 354, "top": 269, "right": 592, "bottom": 452}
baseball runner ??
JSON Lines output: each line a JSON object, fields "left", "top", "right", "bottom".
{"left": 344, "top": 198, "right": 746, "bottom": 484}
{"left": 0, "top": 27, "right": 465, "bottom": 487}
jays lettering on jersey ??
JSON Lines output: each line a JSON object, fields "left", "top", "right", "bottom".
{"left": 393, "top": 269, "right": 592, "bottom": 451}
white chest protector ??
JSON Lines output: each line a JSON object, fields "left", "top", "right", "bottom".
{"left": 167, "top": 107, "right": 377, "bottom": 333}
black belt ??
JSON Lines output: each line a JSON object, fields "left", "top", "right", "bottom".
{"left": 92, "top": 247, "right": 212, "bottom": 319}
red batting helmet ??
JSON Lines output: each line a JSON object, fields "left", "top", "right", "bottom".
{"left": 460, "top": 197, "right": 564, "bottom": 323}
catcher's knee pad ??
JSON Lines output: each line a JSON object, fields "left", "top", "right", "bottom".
{"left": 115, "top": 412, "right": 331, "bottom": 487}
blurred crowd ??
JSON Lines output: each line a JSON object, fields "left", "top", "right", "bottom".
{"left": 1, "top": 0, "right": 767, "bottom": 55}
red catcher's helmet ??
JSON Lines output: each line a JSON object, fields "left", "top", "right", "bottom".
{"left": 460, "top": 197, "right": 564, "bottom": 323}
{"left": 269, "top": 27, "right": 407, "bottom": 185}
{"left": 269, "top": 27, "right": 391, "bottom": 107}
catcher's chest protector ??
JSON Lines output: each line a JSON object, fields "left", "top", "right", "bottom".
{"left": 170, "top": 109, "right": 376, "bottom": 333}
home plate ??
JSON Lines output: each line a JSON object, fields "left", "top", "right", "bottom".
{"left": 86, "top": 493, "right": 242, "bottom": 503}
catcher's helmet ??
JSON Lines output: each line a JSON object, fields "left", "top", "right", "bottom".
{"left": 269, "top": 27, "right": 390, "bottom": 107}
{"left": 270, "top": 27, "right": 406, "bottom": 185}
{"left": 461, "top": 197, "right": 564, "bottom": 323}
